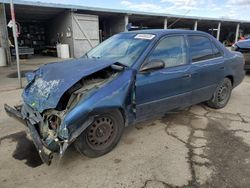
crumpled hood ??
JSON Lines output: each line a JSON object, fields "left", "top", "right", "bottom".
{"left": 236, "top": 39, "right": 250, "bottom": 49}
{"left": 22, "top": 58, "right": 117, "bottom": 112}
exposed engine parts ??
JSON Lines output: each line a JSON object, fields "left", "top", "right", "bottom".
{"left": 56, "top": 67, "right": 117, "bottom": 111}
{"left": 38, "top": 67, "right": 118, "bottom": 152}
{"left": 39, "top": 111, "right": 64, "bottom": 151}
{"left": 48, "top": 115, "right": 61, "bottom": 130}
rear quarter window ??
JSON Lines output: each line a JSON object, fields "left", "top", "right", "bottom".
{"left": 211, "top": 41, "right": 223, "bottom": 58}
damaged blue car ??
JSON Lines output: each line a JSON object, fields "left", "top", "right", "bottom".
{"left": 232, "top": 39, "right": 250, "bottom": 70}
{"left": 5, "top": 29, "right": 245, "bottom": 165}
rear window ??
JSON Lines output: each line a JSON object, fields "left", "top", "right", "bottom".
{"left": 188, "top": 36, "right": 214, "bottom": 62}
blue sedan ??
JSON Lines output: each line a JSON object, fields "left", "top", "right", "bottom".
{"left": 5, "top": 29, "right": 245, "bottom": 164}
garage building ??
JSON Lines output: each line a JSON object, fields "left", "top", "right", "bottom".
{"left": 0, "top": 0, "right": 250, "bottom": 65}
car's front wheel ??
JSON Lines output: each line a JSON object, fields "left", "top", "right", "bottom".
{"left": 206, "top": 77, "right": 232, "bottom": 109}
{"left": 74, "top": 110, "right": 124, "bottom": 158}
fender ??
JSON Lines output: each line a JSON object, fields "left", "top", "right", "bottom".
{"left": 58, "top": 69, "right": 137, "bottom": 140}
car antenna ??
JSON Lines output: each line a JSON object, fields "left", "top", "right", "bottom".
{"left": 167, "top": 0, "right": 192, "bottom": 29}
{"left": 167, "top": 9, "right": 191, "bottom": 29}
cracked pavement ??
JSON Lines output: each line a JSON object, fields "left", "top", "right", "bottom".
{"left": 1, "top": 74, "right": 250, "bottom": 188}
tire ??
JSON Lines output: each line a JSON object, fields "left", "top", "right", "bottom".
{"left": 206, "top": 77, "right": 232, "bottom": 109}
{"left": 74, "top": 110, "right": 124, "bottom": 158}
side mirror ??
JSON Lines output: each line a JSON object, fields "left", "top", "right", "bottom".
{"left": 140, "top": 59, "right": 165, "bottom": 72}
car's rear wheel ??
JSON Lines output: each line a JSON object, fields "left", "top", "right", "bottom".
{"left": 206, "top": 77, "right": 232, "bottom": 109}
{"left": 74, "top": 110, "right": 124, "bottom": 158}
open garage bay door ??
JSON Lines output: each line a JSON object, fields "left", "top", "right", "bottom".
{"left": 72, "top": 13, "right": 99, "bottom": 58}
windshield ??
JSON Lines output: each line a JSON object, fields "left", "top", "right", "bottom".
{"left": 86, "top": 33, "right": 154, "bottom": 67}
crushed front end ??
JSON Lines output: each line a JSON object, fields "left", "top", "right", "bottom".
{"left": 4, "top": 102, "right": 94, "bottom": 165}
{"left": 4, "top": 58, "right": 123, "bottom": 165}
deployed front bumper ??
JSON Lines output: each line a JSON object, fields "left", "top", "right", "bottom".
{"left": 4, "top": 104, "right": 53, "bottom": 165}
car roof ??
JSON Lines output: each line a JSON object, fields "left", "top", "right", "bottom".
{"left": 123, "top": 29, "right": 208, "bottom": 37}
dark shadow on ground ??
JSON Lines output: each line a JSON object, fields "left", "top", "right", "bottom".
{"left": 0, "top": 131, "right": 43, "bottom": 168}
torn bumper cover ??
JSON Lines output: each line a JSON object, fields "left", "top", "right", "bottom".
{"left": 4, "top": 103, "right": 94, "bottom": 165}
{"left": 4, "top": 104, "right": 53, "bottom": 165}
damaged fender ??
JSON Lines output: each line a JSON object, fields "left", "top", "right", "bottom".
{"left": 59, "top": 69, "right": 136, "bottom": 146}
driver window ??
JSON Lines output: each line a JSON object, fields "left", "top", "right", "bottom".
{"left": 148, "top": 36, "right": 187, "bottom": 68}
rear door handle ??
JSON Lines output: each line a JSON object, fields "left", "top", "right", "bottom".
{"left": 219, "top": 66, "right": 225, "bottom": 70}
{"left": 182, "top": 74, "right": 192, "bottom": 79}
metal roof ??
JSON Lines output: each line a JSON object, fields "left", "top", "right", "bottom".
{"left": 1, "top": 0, "right": 250, "bottom": 24}
{"left": 4, "top": 4, "right": 64, "bottom": 21}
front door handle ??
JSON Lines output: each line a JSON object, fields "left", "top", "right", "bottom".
{"left": 182, "top": 74, "right": 192, "bottom": 79}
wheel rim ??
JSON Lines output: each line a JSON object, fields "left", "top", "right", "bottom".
{"left": 217, "top": 82, "right": 230, "bottom": 104}
{"left": 86, "top": 116, "right": 117, "bottom": 150}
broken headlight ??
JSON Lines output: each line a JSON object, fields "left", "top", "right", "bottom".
{"left": 58, "top": 123, "right": 69, "bottom": 140}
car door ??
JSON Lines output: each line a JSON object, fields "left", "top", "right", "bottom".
{"left": 187, "top": 35, "right": 225, "bottom": 104}
{"left": 135, "top": 35, "right": 193, "bottom": 122}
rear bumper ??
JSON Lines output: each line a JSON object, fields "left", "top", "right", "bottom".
{"left": 245, "top": 61, "right": 250, "bottom": 70}
{"left": 4, "top": 104, "right": 53, "bottom": 165}
{"left": 239, "top": 51, "right": 250, "bottom": 70}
